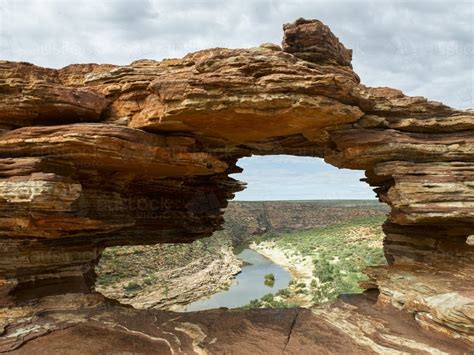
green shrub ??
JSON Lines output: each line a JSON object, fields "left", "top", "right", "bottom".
{"left": 314, "top": 260, "right": 334, "bottom": 283}
{"left": 264, "top": 273, "right": 275, "bottom": 281}
{"left": 143, "top": 277, "right": 154, "bottom": 286}
{"left": 96, "top": 274, "right": 118, "bottom": 287}
{"left": 276, "top": 288, "right": 290, "bottom": 297}
{"left": 124, "top": 282, "right": 141, "bottom": 292}
{"left": 261, "top": 293, "right": 274, "bottom": 303}
{"left": 264, "top": 273, "right": 275, "bottom": 286}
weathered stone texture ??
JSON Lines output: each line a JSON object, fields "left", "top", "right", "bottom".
{"left": 0, "top": 18, "right": 472, "bottom": 352}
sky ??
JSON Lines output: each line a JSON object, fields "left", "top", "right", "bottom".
{"left": 1, "top": 0, "right": 472, "bottom": 200}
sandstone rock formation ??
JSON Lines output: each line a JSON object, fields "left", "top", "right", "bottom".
{"left": 0, "top": 18, "right": 472, "bottom": 353}
{"left": 222, "top": 200, "right": 388, "bottom": 243}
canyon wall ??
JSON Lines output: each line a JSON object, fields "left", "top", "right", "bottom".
{"left": 223, "top": 200, "right": 387, "bottom": 243}
{"left": 0, "top": 18, "right": 472, "bottom": 352}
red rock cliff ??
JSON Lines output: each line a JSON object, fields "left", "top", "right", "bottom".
{"left": 0, "top": 19, "right": 472, "bottom": 353}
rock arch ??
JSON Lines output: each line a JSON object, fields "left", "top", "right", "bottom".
{"left": 0, "top": 18, "right": 472, "bottom": 352}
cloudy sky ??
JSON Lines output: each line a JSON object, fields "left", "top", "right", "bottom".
{"left": 1, "top": 0, "right": 472, "bottom": 200}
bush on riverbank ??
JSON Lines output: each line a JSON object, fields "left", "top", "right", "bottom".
{"left": 247, "top": 216, "right": 387, "bottom": 308}
{"left": 241, "top": 293, "right": 298, "bottom": 309}
{"left": 264, "top": 273, "right": 275, "bottom": 286}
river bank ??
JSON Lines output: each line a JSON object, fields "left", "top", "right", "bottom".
{"left": 96, "top": 232, "right": 243, "bottom": 310}
{"left": 95, "top": 203, "right": 388, "bottom": 311}
{"left": 245, "top": 216, "right": 387, "bottom": 308}
{"left": 183, "top": 248, "right": 291, "bottom": 311}
{"left": 249, "top": 241, "right": 315, "bottom": 307}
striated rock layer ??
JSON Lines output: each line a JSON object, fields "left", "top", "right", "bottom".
{"left": 0, "top": 18, "right": 473, "bottom": 352}
{"left": 2, "top": 292, "right": 472, "bottom": 354}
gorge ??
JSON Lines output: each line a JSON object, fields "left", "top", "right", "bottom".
{"left": 0, "top": 18, "right": 473, "bottom": 353}
{"left": 95, "top": 200, "right": 387, "bottom": 311}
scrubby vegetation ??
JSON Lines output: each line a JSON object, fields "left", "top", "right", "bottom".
{"left": 244, "top": 216, "right": 387, "bottom": 308}
{"left": 224, "top": 200, "right": 388, "bottom": 245}
{"left": 241, "top": 293, "right": 298, "bottom": 309}
{"left": 96, "top": 231, "right": 234, "bottom": 298}
{"left": 96, "top": 201, "right": 387, "bottom": 310}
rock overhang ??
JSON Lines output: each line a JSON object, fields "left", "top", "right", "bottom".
{"left": 0, "top": 18, "right": 473, "bottom": 351}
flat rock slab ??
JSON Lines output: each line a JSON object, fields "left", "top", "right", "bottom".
{"left": 3, "top": 294, "right": 471, "bottom": 354}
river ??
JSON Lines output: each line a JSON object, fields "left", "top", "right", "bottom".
{"left": 184, "top": 248, "right": 291, "bottom": 311}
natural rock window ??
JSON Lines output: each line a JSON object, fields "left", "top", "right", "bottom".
{"left": 0, "top": 18, "right": 472, "bottom": 353}
{"left": 95, "top": 155, "right": 389, "bottom": 311}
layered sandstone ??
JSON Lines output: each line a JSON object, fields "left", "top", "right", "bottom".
{"left": 0, "top": 18, "right": 472, "bottom": 353}
{"left": 2, "top": 292, "right": 472, "bottom": 354}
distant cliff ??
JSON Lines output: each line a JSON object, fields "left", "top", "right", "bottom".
{"left": 96, "top": 200, "right": 387, "bottom": 309}
{"left": 223, "top": 200, "right": 388, "bottom": 244}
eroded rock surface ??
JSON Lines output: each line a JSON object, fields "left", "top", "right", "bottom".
{"left": 1, "top": 292, "right": 472, "bottom": 354}
{"left": 0, "top": 18, "right": 472, "bottom": 352}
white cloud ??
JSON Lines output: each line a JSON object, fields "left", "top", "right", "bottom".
{"left": 232, "top": 156, "right": 375, "bottom": 200}
{"left": 1, "top": 0, "right": 471, "bottom": 108}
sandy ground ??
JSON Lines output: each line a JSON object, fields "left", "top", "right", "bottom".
{"left": 249, "top": 240, "right": 315, "bottom": 306}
